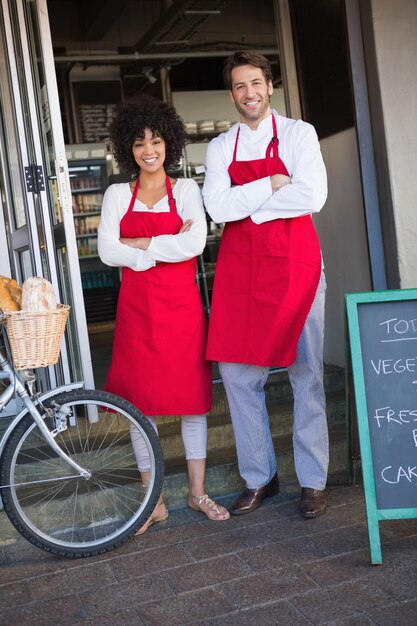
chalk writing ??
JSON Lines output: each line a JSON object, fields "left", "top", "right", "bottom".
{"left": 373, "top": 406, "right": 417, "bottom": 427}
{"left": 357, "top": 299, "right": 417, "bottom": 509}
{"left": 379, "top": 317, "right": 417, "bottom": 340}
{"left": 371, "top": 358, "right": 417, "bottom": 375}
{"left": 381, "top": 465, "right": 417, "bottom": 484}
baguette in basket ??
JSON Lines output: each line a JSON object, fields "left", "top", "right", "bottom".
{"left": 2, "top": 276, "right": 70, "bottom": 370}
{"left": 0, "top": 276, "right": 22, "bottom": 312}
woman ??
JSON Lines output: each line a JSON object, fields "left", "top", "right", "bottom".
{"left": 98, "top": 96, "right": 229, "bottom": 532}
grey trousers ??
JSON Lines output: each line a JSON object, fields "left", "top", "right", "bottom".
{"left": 219, "top": 272, "right": 329, "bottom": 490}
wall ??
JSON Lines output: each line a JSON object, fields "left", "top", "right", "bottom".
{"left": 370, "top": 0, "right": 417, "bottom": 287}
{"left": 317, "top": 128, "right": 372, "bottom": 366}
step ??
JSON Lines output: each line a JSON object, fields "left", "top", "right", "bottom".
{"left": 0, "top": 366, "right": 348, "bottom": 538}
{"left": 161, "top": 423, "right": 348, "bottom": 509}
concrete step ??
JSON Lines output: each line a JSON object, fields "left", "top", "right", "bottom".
{"left": 0, "top": 366, "right": 348, "bottom": 539}
{"left": 156, "top": 390, "right": 345, "bottom": 463}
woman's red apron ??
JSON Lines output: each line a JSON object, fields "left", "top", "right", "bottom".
{"left": 206, "top": 115, "right": 321, "bottom": 367}
{"left": 105, "top": 176, "right": 212, "bottom": 415}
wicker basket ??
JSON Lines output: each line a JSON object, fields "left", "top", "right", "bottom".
{"left": 5, "top": 304, "right": 70, "bottom": 370}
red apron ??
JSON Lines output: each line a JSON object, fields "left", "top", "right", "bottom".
{"left": 206, "top": 115, "right": 321, "bottom": 367}
{"left": 105, "top": 176, "right": 212, "bottom": 415}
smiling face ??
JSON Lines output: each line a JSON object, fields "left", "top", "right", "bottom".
{"left": 132, "top": 128, "right": 166, "bottom": 173}
{"left": 230, "top": 64, "right": 273, "bottom": 129}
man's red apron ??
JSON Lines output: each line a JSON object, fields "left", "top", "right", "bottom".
{"left": 206, "top": 114, "right": 321, "bottom": 367}
{"left": 105, "top": 176, "right": 212, "bottom": 415}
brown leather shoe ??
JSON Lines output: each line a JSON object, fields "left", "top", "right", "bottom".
{"left": 299, "top": 488, "right": 327, "bottom": 519}
{"left": 230, "top": 473, "right": 280, "bottom": 515}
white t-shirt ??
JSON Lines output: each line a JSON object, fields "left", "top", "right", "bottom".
{"left": 98, "top": 178, "right": 207, "bottom": 272}
{"left": 202, "top": 110, "right": 327, "bottom": 225}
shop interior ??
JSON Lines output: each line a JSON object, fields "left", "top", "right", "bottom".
{"left": 46, "top": 1, "right": 372, "bottom": 390}
{"left": 46, "top": 0, "right": 282, "bottom": 387}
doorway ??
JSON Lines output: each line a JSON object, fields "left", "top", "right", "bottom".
{"left": 0, "top": 0, "right": 94, "bottom": 388}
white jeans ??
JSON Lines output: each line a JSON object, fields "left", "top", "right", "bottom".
{"left": 220, "top": 272, "right": 329, "bottom": 490}
{"left": 131, "top": 414, "right": 207, "bottom": 472}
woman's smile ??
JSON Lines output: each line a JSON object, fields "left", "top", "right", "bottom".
{"left": 132, "top": 128, "right": 166, "bottom": 171}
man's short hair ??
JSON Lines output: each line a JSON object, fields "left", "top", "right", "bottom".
{"left": 223, "top": 51, "right": 274, "bottom": 90}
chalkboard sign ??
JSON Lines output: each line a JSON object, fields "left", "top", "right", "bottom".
{"left": 346, "top": 289, "right": 417, "bottom": 564}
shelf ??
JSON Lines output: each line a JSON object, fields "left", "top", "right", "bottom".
{"left": 186, "top": 130, "right": 226, "bottom": 143}
{"left": 71, "top": 187, "right": 103, "bottom": 194}
{"left": 73, "top": 211, "right": 101, "bottom": 217}
{"left": 77, "top": 233, "right": 97, "bottom": 239}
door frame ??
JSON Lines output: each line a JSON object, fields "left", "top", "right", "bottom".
{"left": 1, "top": 0, "right": 94, "bottom": 387}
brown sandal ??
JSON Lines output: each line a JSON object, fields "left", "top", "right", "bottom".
{"left": 135, "top": 502, "right": 169, "bottom": 535}
{"left": 188, "top": 494, "right": 230, "bottom": 521}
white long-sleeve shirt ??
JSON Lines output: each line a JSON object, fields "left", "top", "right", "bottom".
{"left": 98, "top": 178, "right": 207, "bottom": 272}
{"left": 202, "top": 110, "right": 327, "bottom": 224}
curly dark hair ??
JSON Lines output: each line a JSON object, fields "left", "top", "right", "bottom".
{"left": 109, "top": 95, "right": 187, "bottom": 177}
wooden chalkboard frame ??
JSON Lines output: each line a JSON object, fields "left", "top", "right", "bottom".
{"left": 346, "top": 289, "right": 417, "bottom": 564}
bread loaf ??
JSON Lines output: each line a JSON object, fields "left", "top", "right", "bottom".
{"left": 21, "top": 277, "right": 57, "bottom": 312}
{"left": 0, "top": 276, "right": 22, "bottom": 312}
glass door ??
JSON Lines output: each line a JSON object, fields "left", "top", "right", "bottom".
{"left": 0, "top": 0, "right": 94, "bottom": 387}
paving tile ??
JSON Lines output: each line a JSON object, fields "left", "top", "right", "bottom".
{"left": 319, "top": 501, "right": 366, "bottom": 527}
{"left": 377, "top": 535, "right": 417, "bottom": 567}
{"left": 367, "top": 598, "right": 417, "bottom": 625}
{"left": 162, "top": 553, "right": 251, "bottom": 593}
{"left": 380, "top": 517, "right": 417, "bottom": 539}
{"left": 219, "top": 565, "right": 319, "bottom": 608}
{"left": 137, "top": 588, "right": 234, "bottom": 625}
{"left": 28, "top": 561, "right": 116, "bottom": 601}
{"left": 202, "top": 599, "right": 310, "bottom": 625}
{"left": 370, "top": 563, "right": 417, "bottom": 601}
{"left": 0, "top": 543, "right": 66, "bottom": 586}
{"left": 0, "top": 594, "right": 87, "bottom": 625}
{"left": 325, "top": 486, "right": 365, "bottom": 507}
{"left": 0, "top": 578, "right": 32, "bottom": 610}
{"left": 79, "top": 574, "right": 173, "bottom": 616}
{"left": 3, "top": 538, "right": 61, "bottom": 566}
{"left": 0, "top": 485, "right": 415, "bottom": 626}
{"left": 77, "top": 607, "right": 145, "bottom": 625}
{"left": 0, "top": 557, "right": 66, "bottom": 584}
{"left": 302, "top": 549, "right": 382, "bottom": 587}
{"left": 0, "top": 547, "right": 8, "bottom": 568}
{"left": 308, "top": 523, "right": 371, "bottom": 557}
{"left": 108, "top": 544, "right": 193, "bottom": 581}
{"left": 182, "top": 517, "right": 328, "bottom": 561}
{"left": 322, "top": 616, "right": 375, "bottom": 625}
{"left": 239, "top": 534, "right": 329, "bottom": 571}
{"left": 290, "top": 579, "right": 397, "bottom": 624}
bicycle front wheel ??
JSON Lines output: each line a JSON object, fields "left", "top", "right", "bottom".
{"left": 0, "top": 389, "right": 164, "bottom": 557}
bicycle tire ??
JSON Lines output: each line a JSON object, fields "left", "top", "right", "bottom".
{"left": 0, "top": 389, "right": 164, "bottom": 557}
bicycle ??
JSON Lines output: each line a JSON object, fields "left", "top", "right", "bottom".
{"left": 0, "top": 315, "right": 164, "bottom": 558}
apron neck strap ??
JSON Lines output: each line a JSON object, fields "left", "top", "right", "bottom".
{"left": 232, "top": 114, "right": 279, "bottom": 162}
{"left": 127, "top": 178, "right": 140, "bottom": 213}
{"left": 128, "top": 175, "right": 176, "bottom": 213}
{"left": 266, "top": 114, "right": 279, "bottom": 159}
{"left": 165, "top": 175, "right": 177, "bottom": 213}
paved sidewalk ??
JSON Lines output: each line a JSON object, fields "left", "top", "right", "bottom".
{"left": 0, "top": 484, "right": 416, "bottom": 625}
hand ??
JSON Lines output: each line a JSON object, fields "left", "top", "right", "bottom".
{"left": 179, "top": 219, "right": 193, "bottom": 233}
{"left": 120, "top": 237, "right": 151, "bottom": 250}
{"left": 270, "top": 174, "right": 291, "bottom": 192}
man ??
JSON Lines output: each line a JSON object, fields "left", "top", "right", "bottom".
{"left": 202, "top": 51, "right": 328, "bottom": 519}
